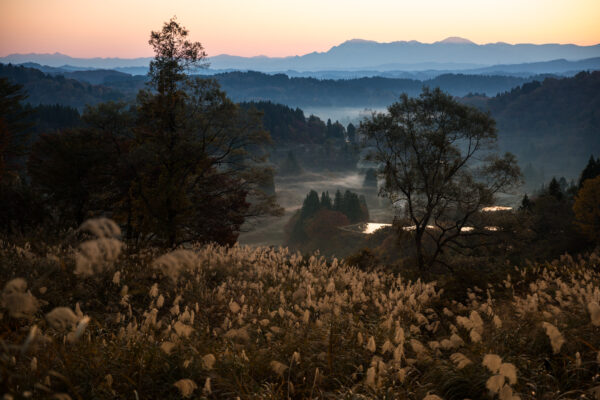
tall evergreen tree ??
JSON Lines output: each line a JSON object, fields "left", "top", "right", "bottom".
{"left": 333, "top": 189, "right": 343, "bottom": 212}
{"left": 129, "top": 18, "right": 280, "bottom": 246}
{"left": 578, "top": 155, "right": 600, "bottom": 188}
{"left": 548, "top": 177, "right": 563, "bottom": 200}
{"left": 346, "top": 123, "right": 356, "bottom": 143}
{"left": 301, "top": 190, "right": 321, "bottom": 220}
{"left": 520, "top": 194, "right": 533, "bottom": 211}
{"left": 320, "top": 191, "right": 332, "bottom": 209}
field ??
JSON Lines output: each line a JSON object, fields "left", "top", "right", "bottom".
{"left": 2, "top": 219, "right": 600, "bottom": 399}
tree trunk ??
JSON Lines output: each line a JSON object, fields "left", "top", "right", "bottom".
{"left": 415, "top": 228, "right": 425, "bottom": 271}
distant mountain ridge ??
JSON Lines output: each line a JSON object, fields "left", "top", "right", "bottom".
{"left": 8, "top": 56, "right": 600, "bottom": 82}
{"left": 2, "top": 37, "right": 599, "bottom": 72}
{"left": 0, "top": 62, "right": 542, "bottom": 110}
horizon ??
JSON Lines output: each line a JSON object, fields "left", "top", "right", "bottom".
{"left": 1, "top": 0, "right": 599, "bottom": 58}
{"left": 3, "top": 36, "right": 600, "bottom": 61}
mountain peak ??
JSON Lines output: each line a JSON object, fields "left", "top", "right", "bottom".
{"left": 437, "top": 37, "right": 475, "bottom": 44}
{"left": 341, "top": 39, "right": 377, "bottom": 45}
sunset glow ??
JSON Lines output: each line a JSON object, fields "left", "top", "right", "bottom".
{"left": 1, "top": 0, "right": 599, "bottom": 58}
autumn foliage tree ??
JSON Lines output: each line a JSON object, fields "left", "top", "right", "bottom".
{"left": 573, "top": 175, "right": 600, "bottom": 244}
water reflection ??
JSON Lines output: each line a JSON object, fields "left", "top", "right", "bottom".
{"left": 342, "top": 223, "right": 501, "bottom": 235}
{"left": 481, "top": 206, "right": 512, "bottom": 212}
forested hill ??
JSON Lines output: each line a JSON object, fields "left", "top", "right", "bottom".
{"left": 0, "top": 64, "right": 124, "bottom": 109}
{"left": 2, "top": 62, "right": 599, "bottom": 179}
{"left": 489, "top": 71, "right": 600, "bottom": 139}
{"left": 483, "top": 71, "right": 600, "bottom": 179}
{"left": 1, "top": 63, "right": 538, "bottom": 109}
{"left": 209, "top": 71, "right": 533, "bottom": 106}
{"left": 239, "top": 101, "right": 353, "bottom": 145}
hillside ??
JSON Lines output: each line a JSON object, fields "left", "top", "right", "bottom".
{"left": 2, "top": 63, "right": 599, "bottom": 181}
{"left": 1, "top": 63, "right": 536, "bottom": 109}
{"left": 0, "top": 64, "right": 124, "bottom": 109}
{"left": 2, "top": 225, "right": 600, "bottom": 398}
{"left": 488, "top": 71, "right": 600, "bottom": 178}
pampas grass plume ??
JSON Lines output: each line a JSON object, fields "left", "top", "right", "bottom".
{"left": 149, "top": 283, "right": 159, "bottom": 298}
{"left": 156, "top": 294, "right": 165, "bottom": 308}
{"left": 483, "top": 354, "right": 503, "bottom": 373}
{"left": 152, "top": 249, "right": 199, "bottom": 282}
{"left": 75, "top": 238, "right": 123, "bottom": 276}
{"left": 542, "top": 322, "right": 565, "bottom": 354}
{"left": 203, "top": 377, "right": 212, "bottom": 395}
{"left": 499, "top": 362, "right": 517, "bottom": 385}
{"left": 46, "top": 307, "right": 78, "bottom": 331}
{"left": 72, "top": 316, "right": 90, "bottom": 342}
{"left": 423, "top": 394, "right": 443, "bottom": 400}
{"left": 450, "top": 352, "right": 472, "bottom": 369}
{"left": 79, "top": 218, "right": 121, "bottom": 238}
{"left": 2, "top": 278, "right": 39, "bottom": 318}
{"left": 270, "top": 360, "right": 288, "bottom": 376}
{"left": 202, "top": 354, "right": 216, "bottom": 370}
{"left": 229, "top": 301, "right": 240, "bottom": 313}
{"left": 486, "top": 374, "right": 505, "bottom": 394}
{"left": 588, "top": 302, "right": 600, "bottom": 326}
{"left": 365, "top": 366, "right": 376, "bottom": 388}
{"left": 173, "top": 379, "right": 197, "bottom": 398}
{"left": 367, "top": 336, "right": 376, "bottom": 352}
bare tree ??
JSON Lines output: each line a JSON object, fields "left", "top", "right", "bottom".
{"left": 360, "top": 88, "right": 521, "bottom": 271}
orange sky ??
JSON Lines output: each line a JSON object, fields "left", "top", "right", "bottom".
{"left": 1, "top": 0, "right": 599, "bottom": 58}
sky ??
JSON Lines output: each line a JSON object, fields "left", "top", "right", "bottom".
{"left": 1, "top": 0, "right": 599, "bottom": 58}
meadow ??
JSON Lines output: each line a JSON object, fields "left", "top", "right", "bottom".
{"left": 2, "top": 218, "right": 599, "bottom": 399}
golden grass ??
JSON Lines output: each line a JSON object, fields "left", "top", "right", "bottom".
{"left": 1, "top": 222, "right": 600, "bottom": 399}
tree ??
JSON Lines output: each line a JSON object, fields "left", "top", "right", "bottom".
{"left": 578, "top": 155, "right": 600, "bottom": 188}
{"left": 0, "top": 78, "right": 43, "bottom": 234}
{"left": 129, "top": 18, "right": 280, "bottom": 246}
{"left": 27, "top": 102, "right": 135, "bottom": 229}
{"left": 28, "top": 128, "right": 113, "bottom": 225}
{"left": 300, "top": 190, "right": 321, "bottom": 220}
{"left": 342, "top": 190, "right": 368, "bottom": 223}
{"left": 320, "top": 191, "right": 332, "bottom": 209}
{"left": 347, "top": 123, "right": 357, "bottom": 143}
{"left": 363, "top": 168, "right": 378, "bottom": 188}
{"left": 27, "top": 18, "right": 280, "bottom": 246}
{"left": 304, "top": 209, "right": 350, "bottom": 242}
{"left": 547, "top": 177, "right": 563, "bottom": 200}
{"left": 333, "top": 190, "right": 343, "bottom": 211}
{"left": 519, "top": 194, "right": 533, "bottom": 211}
{"left": 361, "top": 88, "right": 521, "bottom": 272}
{"left": 0, "top": 78, "right": 31, "bottom": 183}
{"left": 279, "top": 150, "right": 303, "bottom": 175}
{"left": 573, "top": 175, "right": 600, "bottom": 244}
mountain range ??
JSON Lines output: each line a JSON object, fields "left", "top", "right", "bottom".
{"left": 2, "top": 37, "right": 599, "bottom": 75}
{"left": 1, "top": 60, "right": 598, "bottom": 181}
{"left": 0, "top": 63, "right": 544, "bottom": 109}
